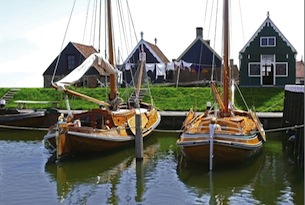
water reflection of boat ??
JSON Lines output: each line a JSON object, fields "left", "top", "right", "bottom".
{"left": 177, "top": 152, "right": 265, "bottom": 204}
{"left": 45, "top": 138, "right": 158, "bottom": 204}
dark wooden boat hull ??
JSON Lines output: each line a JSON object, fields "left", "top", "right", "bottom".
{"left": 0, "top": 108, "right": 60, "bottom": 128}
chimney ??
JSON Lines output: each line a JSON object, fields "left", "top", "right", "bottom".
{"left": 154, "top": 38, "right": 157, "bottom": 45}
{"left": 230, "top": 59, "right": 234, "bottom": 67}
{"left": 196, "top": 27, "right": 203, "bottom": 38}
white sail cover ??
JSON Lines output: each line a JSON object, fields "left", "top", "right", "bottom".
{"left": 55, "top": 53, "right": 117, "bottom": 89}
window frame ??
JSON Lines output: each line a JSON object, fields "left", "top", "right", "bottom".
{"left": 260, "top": 36, "right": 276, "bottom": 47}
{"left": 67, "top": 55, "right": 76, "bottom": 70}
{"left": 248, "top": 63, "right": 261, "bottom": 77}
{"left": 275, "top": 62, "right": 288, "bottom": 77}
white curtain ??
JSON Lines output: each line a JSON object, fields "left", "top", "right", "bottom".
{"left": 166, "top": 62, "right": 175, "bottom": 71}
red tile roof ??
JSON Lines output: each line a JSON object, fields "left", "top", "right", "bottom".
{"left": 72, "top": 42, "right": 97, "bottom": 58}
{"left": 296, "top": 60, "right": 304, "bottom": 78}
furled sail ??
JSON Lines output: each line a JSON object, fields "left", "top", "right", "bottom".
{"left": 55, "top": 53, "right": 118, "bottom": 89}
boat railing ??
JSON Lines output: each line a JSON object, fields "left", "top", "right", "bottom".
{"left": 15, "top": 100, "right": 59, "bottom": 109}
{"left": 189, "top": 125, "right": 241, "bottom": 134}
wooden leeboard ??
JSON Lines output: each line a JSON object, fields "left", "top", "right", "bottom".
{"left": 250, "top": 111, "right": 266, "bottom": 142}
{"left": 127, "top": 113, "right": 149, "bottom": 135}
{"left": 182, "top": 109, "right": 195, "bottom": 129}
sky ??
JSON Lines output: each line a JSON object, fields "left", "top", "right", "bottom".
{"left": 0, "top": 0, "right": 304, "bottom": 88}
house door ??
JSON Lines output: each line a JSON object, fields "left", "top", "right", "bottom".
{"left": 261, "top": 55, "right": 275, "bottom": 86}
{"left": 262, "top": 64, "right": 274, "bottom": 85}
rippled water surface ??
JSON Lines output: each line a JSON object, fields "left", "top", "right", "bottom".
{"left": 0, "top": 130, "right": 303, "bottom": 205}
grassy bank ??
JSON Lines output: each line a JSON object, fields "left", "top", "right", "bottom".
{"left": 0, "top": 86, "right": 284, "bottom": 112}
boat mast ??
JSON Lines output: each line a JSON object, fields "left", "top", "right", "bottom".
{"left": 107, "top": 0, "right": 118, "bottom": 106}
{"left": 223, "top": 0, "right": 230, "bottom": 115}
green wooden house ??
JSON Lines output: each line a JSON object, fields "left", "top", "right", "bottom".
{"left": 239, "top": 12, "right": 297, "bottom": 87}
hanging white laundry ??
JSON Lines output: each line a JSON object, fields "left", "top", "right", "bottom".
{"left": 156, "top": 63, "right": 166, "bottom": 79}
{"left": 125, "top": 63, "right": 131, "bottom": 70}
{"left": 174, "top": 60, "right": 182, "bottom": 67}
{"left": 182, "top": 60, "right": 192, "bottom": 71}
{"left": 166, "top": 62, "right": 175, "bottom": 71}
{"left": 117, "top": 70, "right": 123, "bottom": 84}
{"left": 145, "top": 63, "right": 155, "bottom": 72}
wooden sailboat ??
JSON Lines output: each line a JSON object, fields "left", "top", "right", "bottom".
{"left": 176, "top": 0, "right": 266, "bottom": 168}
{"left": 43, "top": 0, "right": 161, "bottom": 161}
{"left": 0, "top": 108, "right": 60, "bottom": 129}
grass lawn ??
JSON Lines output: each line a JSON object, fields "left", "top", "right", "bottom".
{"left": 0, "top": 86, "right": 285, "bottom": 112}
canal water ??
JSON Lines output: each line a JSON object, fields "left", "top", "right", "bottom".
{"left": 0, "top": 130, "right": 303, "bottom": 205}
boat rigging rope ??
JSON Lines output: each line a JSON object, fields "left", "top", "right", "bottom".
{"left": 210, "top": 0, "right": 219, "bottom": 82}
{"left": 51, "top": 0, "right": 77, "bottom": 85}
{"left": 238, "top": 0, "right": 246, "bottom": 45}
{"left": 234, "top": 81, "right": 250, "bottom": 111}
{"left": 82, "top": 0, "right": 91, "bottom": 43}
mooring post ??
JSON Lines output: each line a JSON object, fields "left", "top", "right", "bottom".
{"left": 135, "top": 112, "right": 143, "bottom": 160}
{"left": 209, "top": 117, "right": 217, "bottom": 171}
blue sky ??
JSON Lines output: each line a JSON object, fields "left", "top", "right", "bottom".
{"left": 0, "top": 0, "right": 304, "bottom": 87}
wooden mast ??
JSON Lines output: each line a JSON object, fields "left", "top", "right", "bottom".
{"left": 107, "top": 0, "right": 118, "bottom": 104}
{"left": 135, "top": 44, "right": 145, "bottom": 107}
{"left": 223, "top": 0, "right": 230, "bottom": 115}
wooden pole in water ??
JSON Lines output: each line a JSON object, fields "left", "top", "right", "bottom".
{"left": 135, "top": 112, "right": 143, "bottom": 160}
{"left": 56, "top": 122, "right": 68, "bottom": 161}
{"left": 209, "top": 117, "right": 217, "bottom": 171}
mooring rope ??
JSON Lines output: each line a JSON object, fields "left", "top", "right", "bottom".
{"left": 154, "top": 124, "right": 305, "bottom": 134}
{"left": 1, "top": 124, "right": 303, "bottom": 135}
{"left": 264, "top": 124, "right": 304, "bottom": 133}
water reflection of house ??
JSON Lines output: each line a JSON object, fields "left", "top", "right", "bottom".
{"left": 175, "top": 27, "right": 222, "bottom": 85}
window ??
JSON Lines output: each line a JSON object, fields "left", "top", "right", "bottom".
{"left": 67, "top": 55, "right": 75, "bottom": 70}
{"left": 260, "top": 37, "right": 276, "bottom": 47}
{"left": 249, "top": 63, "right": 260, "bottom": 76}
{"left": 261, "top": 55, "right": 275, "bottom": 63}
{"left": 275, "top": 63, "right": 288, "bottom": 76}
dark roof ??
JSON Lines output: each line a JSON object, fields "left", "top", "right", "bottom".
{"left": 43, "top": 42, "right": 98, "bottom": 76}
{"left": 177, "top": 33, "right": 222, "bottom": 68}
{"left": 240, "top": 13, "right": 297, "bottom": 54}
